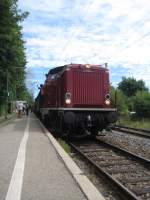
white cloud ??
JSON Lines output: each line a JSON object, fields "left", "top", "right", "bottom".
{"left": 19, "top": 0, "right": 64, "bottom": 12}
{"left": 19, "top": 0, "right": 150, "bottom": 94}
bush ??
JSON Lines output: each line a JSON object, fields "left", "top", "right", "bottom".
{"left": 134, "top": 91, "right": 150, "bottom": 118}
{"left": 110, "top": 86, "right": 128, "bottom": 115}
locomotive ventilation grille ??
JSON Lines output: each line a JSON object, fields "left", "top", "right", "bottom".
{"left": 73, "top": 71, "right": 104, "bottom": 106}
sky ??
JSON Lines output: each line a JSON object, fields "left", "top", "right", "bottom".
{"left": 18, "top": 0, "right": 150, "bottom": 97}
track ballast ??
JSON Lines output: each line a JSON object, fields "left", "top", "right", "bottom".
{"left": 70, "top": 138, "right": 150, "bottom": 200}
{"left": 111, "top": 125, "right": 150, "bottom": 139}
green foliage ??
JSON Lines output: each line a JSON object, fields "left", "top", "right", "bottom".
{"left": 117, "top": 116, "right": 150, "bottom": 129}
{"left": 58, "top": 139, "right": 71, "bottom": 153}
{"left": 116, "top": 77, "right": 150, "bottom": 118}
{"left": 134, "top": 91, "right": 150, "bottom": 117}
{"left": 110, "top": 86, "right": 128, "bottom": 115}
{"left": 126, "top": 96, "right": 135, "bottom": 111}
{"left": 0, "top": 0, "right": 31, "bottom": 116}
{"left": 118, "top": 77, "right": 148, "bottom": 97}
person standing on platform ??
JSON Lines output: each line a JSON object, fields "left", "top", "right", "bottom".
{"left": 26, "top": 104, "right": 29, "bottom": 116}
{"left": 16, "top": 102, "right": 23, "bottom": 118}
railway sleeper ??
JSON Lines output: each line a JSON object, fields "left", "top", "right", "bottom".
{"left": 106, "top": 167, "right": 136, "bottom": 174}
{"left": 121, "top": 177, "right": 150, "bottom": 184}
{"left": 93, "top": 156, "right": 127, "bottom": 162}
{"left": 99, "top": 161, "right": 132, "bottom": 167}
{"left": 81, "top": 148, "right": 108, "bottom": 153}
{"left": 131, "top": 186, "right": 150, "bottom": 195}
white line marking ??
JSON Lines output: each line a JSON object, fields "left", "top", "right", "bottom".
{"left": 5, "top": 117, "right": 30, "bottom": 200}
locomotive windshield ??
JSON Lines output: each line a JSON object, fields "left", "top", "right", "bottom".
{"left": 49, "top": 66, "right": 65, "bottom": 75}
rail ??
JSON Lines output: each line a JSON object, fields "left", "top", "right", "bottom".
{"left": 111, "top": 125, "right": 150, "bottom": 139}
{"left": 69, "top": 139, "right": 150, "bottom": 200}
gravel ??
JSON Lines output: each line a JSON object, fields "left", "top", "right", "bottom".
{"left": 59, "top": 129, "right": 150, "bottom": 200}
{"left": 98, "top": 130, "right": 150, "bottom": 159}
{"left": 71, "top": 153, "right": 122, "bottom": 200}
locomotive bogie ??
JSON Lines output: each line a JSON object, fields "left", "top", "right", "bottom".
{"left": 40, "top": 108, "right": 117, "bottom": 137}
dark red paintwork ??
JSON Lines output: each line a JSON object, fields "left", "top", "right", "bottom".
{"left": 41, "top": 64, "right": 110, "bottom": 109}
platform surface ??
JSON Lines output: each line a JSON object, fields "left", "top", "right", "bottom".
{"left": 0, "top": 114, "right": 87, "bottom": 200}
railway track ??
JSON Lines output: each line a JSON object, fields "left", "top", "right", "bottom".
{"left": 111, "top": 125, "right": 150, "bottom": 139}
{"left": 69, "top": 139, "right": 150, "bottom": 200}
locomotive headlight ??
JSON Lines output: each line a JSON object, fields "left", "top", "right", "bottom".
{"left": 86, "top": 64, "right": 91, "bottom": 69}
{"left": 65, "top": 92, "right": 71, "bottom": 104}
{"left": 66, "top": 99, "right": 71, "bottom": 104}
{"left": 105, "top": 99, "right": 110, "bottom": 105}
{"left": 105, "top": 94, "right": 110, "bottom": 105}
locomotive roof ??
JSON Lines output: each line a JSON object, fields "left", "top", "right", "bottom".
{"left": 48, "top": 65, "right": 66, "bottom": 75}
{"left": 48, "top": 63, "right": 108, "bottom": 75}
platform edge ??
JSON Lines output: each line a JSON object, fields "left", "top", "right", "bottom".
{"left": 37, "top": 117, "right": 105, "bottom": 200}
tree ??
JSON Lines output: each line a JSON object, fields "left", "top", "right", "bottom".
{"left": 110, "top": 86, "right": 128, "bottom": 114}
{"left": 0, "top": 0, "right": 29, "bottom": 116}
{"left": 118, "top": 77, "right": 148, "bottom": 97}
{"left": 134, "top": 91, "right": 150, "bottom": 118}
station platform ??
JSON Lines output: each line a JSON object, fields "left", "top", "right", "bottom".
{"left": 0, "top": 113, "right": 105, "bottom": 200}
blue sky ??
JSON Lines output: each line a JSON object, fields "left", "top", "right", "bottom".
{"left": 18, "top": 0, "right": 150, "bottom": 97}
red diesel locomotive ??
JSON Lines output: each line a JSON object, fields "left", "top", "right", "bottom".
{"left": 35, "top": 63, "right": 117, "bottom": 137}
